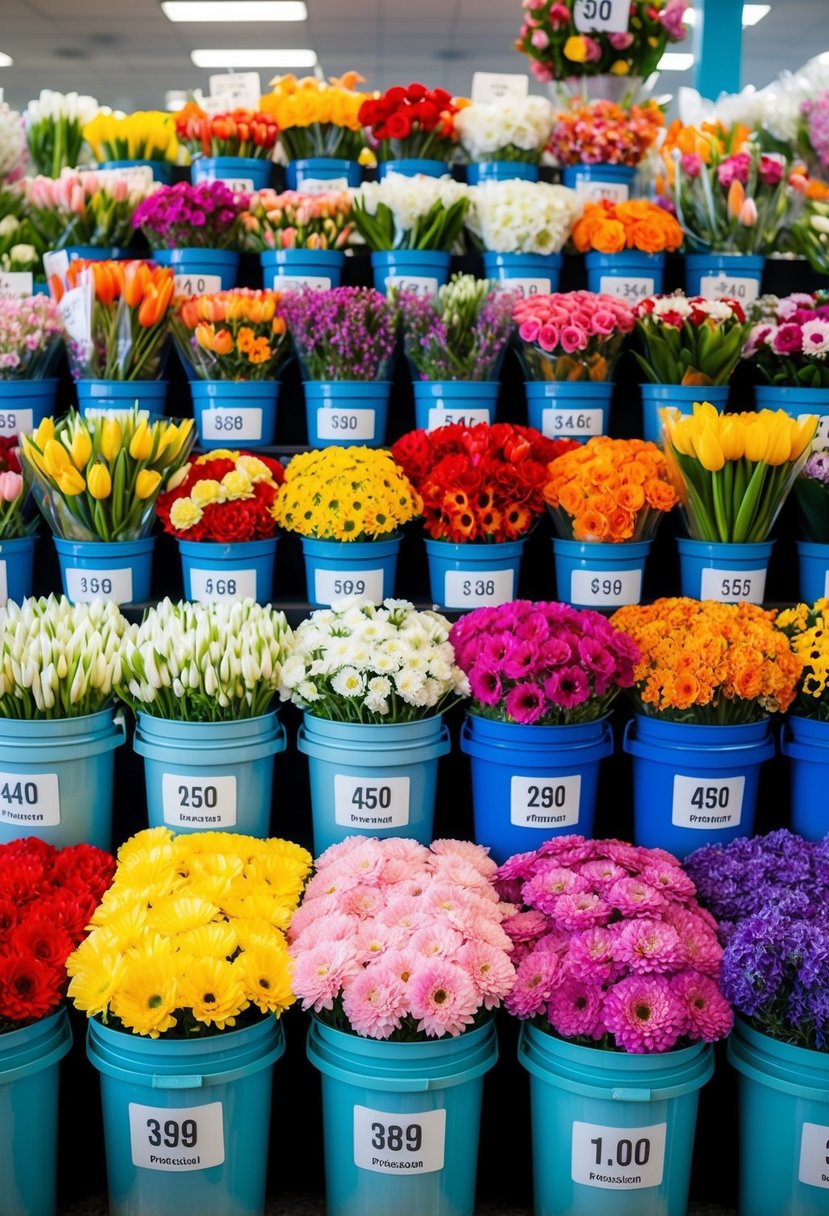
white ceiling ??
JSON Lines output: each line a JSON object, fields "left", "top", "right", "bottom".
{"left": 0, "top": 0, "right": 827, "bottom": 113}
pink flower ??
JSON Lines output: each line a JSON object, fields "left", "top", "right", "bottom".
{"left": 290, "top": 912, "right": 358, "bottom": 951}
{"left": 469, "top": 664, "right": 502, "bottom": 706}
{"left": 615, "top": 917, "right": 685, "bottom": 974}
{"left": 759, "top": 154, "right": 784, "bottom": 186}
{"left": 503, "top": 908, "right": 549, "bottom": 945}
{"left": 680, "top": 153, "right": 704, "bottom": 178}
{"left": 531, "top": 29, "right": 550, "bottom": 49}
{"left": 566, "top": 926, "right": 618, "bottom": 983}
{"left": 602, "top": 974, "right": 687, "bottom": 1052}
{"left": 591, "top": 308, "right": 618, "bottom": 336}
{"left": 290, "top": 939, "right": 362, "bottom": 1012}
{"left": 457, "top": 940, "right": 516, "bottom": 1009}
{"left": 0, "top": 472, "right": 23, "bottom": 504}
{"left": 608, "top": 876, "right": 668, "bottom": 918}
{"left": 552, "top": 891, "right": 611, "bottom": 932}
{"left": 662, "top": 905, "right": 723, "bottom": 977}
{"left": 505, "top": 682, "right": 547, "bottom": 724}
{"left": 772, "top": 322, "right": 803, "bottom": 356}
{"left": 538, "top": 322, "right": 560, "bottom": 351}
{"left": 609, "top": 31, "right": 634, "bottom": 50}
{"left": 410, "top": 924, "right": 464, "bottom": 961}
{"left": 578, "top": 859, "right": 628, "bottom": 888}
{"left": 531, "top": 61, "right": 554, "bottom": 83}
{"left": 506, "top": 948, "right": 563, "bottom": 1018}
{"left": 582, "top": 35, "right": 602, "bottom": 62}
{"left": 547, "top": 976, "right": 605, "bottom": 1039}
{"left": 671, "top": 970, "right": 734, "bottom": 1042}
{"left": 640, "top": 862, "right": 697, "bottom": 903}
{"left": 560, "top": 324, "right": 588, "bottom": 354}
{"left": 519, "top": 318, "right": 541, "bottom": 343}
{"left": 544, "top": 665, "right": 590, "bottom": 709}
{"left": 660, "top": 0, "right": 690, "bottom": 40}
{"left": 408, "top": 959, "right": 480, "bottom": 1037}
{"left": 547, "top": 1, "right": 572, "bottom": 26}
{"left": 717, "top": 152, "right": 751, "bottom": 187}
{"left": 523, "top": 864, "right": 589, "bottom": 916}
{"left": 739, "top": 198, "right": 758, "bottom": 227}
{"left": 429, "top": 838, "right": 498, "bottom": 879}
{"left": 341, "top": 963, "right": 410, "bottom": 1039}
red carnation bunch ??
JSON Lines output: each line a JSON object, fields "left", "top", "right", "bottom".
{"left": 0, "top": 437, "right": 21, "bottom": 475}
{"left": 0, "top": 837, "right": 115, "bottom": 1031}
{"left": 358, "top": 82, "right": 463, "bottom": 162}
{"left": 392, "top": 422, "right": 578, "bottom": 543}
{"left": 156, "top": 450, "right": 285, "bottom": 544}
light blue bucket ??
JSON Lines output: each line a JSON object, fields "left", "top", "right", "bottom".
{"left": 133, "top": 711, "right": 285, "bottom": 837}
{"left": 467, "top": 161, "right": 538, "bottom": 183}
{"left": 285, "top": 157, "right": 361, "bottom": 189}
{"left": 482, "top": 251, "right": 562, "bottom": 295}
{"left": 260, "top": 248, "right": 345, "bottom": 291}
{"left": 378, "top": 158, "right": 447, "bottom": 178}
{"left": 562, "top": 163, "right": 636, "bottom": 201}
{"left": 585, "top": 251, "right": 664, "bottom": 301}
{"left": 553, "top": 539, "right": 650, "bottom": 610}
{"left": 676, "top": 537, "right": 773, "bottom": 604}
{"left": 0, "top": 1008, "right": 72, "bottom": 1216}
{"left": 100, "top": 158, "right": 173, "bottom": 184}
{"left": 728, "top": 1018, "right": 829, "bottom": 1216}
{"left": 179, "top": 537, "right": 278, "bottom": 604}
{"left": 54, "top": 536, "right": 156, "bottom": 606}
{"left": 0, "top": 535, "right": 36, "bottom": 606}
{"left": 307, "top": 1015, "right": 497, "bottom": 1216}
{"left": 65, "top": 245, "right": 130, "bottom": 261}
{"left": 519, "top": 1022, "right": 713, "bottom": 1216}
{"left": 413, "top": 380, "right": 498, "bottom": 431}
{"left": 191, "top": 155, "right": 272, "bottom": 191}
{"left": 526, "top": 381, "right": 612, "bottom": 441}
{"left": 0, "top": 708, "right": 126, "bottom": 849}
{"left": 755, "top": 385, "right": 829, "bottom": 447}
{"left": 152, "top": 248, "right": 240, "bottom": 291}
{"left": 640, "top": 383, "right": 730, "bottom": 446}
{"left": 371, "top": 250, "right": 451, "bottom": 298}
{"left": 305, "top": 381, "right": 392, "bottom": 447}
{"left": 780, "top": 715, "right": 829, "bottom": 841}
{"left": 297, "top": 714, "right": 450, "bottom": 854}
{"left": 0, "top": 378, "right": 59, "bottom": 436}
{"left": 191, "top": 380, "right": 280, "bottom": 448}
{"left": 76, "top": 378, "right": 168, "bottom": 417}
{"left": 623, "top": 714, "right": 774, "bottom": 858}
{"left": 424, "top": 537, "right": 524, "bottom": 611}
{"left": 797, "top": 540, "right": 829, "bottom": 603}
{"left": 460, "top": 714, "right": 614, "bottom": 864}
{"left": 684, "top": 253, "right": 764, "bottom": 302}
{"left": 88, "top": 1014, "right": 285, "bottom": 1216}
{"left": 301, "top": 535, "right": 400, "bottom": 606}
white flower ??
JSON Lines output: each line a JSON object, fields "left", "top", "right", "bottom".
{"left": 331, "top": 667, "right": 366, "bottom": 697}
{"left": 0, "top": 103, "right": 26, "bottom": 183}
{"left": 352, "top": 173, "right": 470, "bottom": 242}
{"left": 297, "top": 679, "right": 320, "bottom": 702}
{"left": 367, "top": 676, "right": 392, "bottom": 698}
{"left": 466, "top": 180, "right": 580, "bottom": 255}
{"left": 802, "top": 319, "right": 829, "bottom": 357}
{"left": 455, "top": 96, "right": 555, "bottom": 160}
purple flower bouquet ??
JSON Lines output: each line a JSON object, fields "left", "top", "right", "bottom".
{"left": 395, "top": 274, "right": 514, "bottom": 382}
{"left": 132, "top": 181, "right": 247, "bottom": 250}
{"left": 280, "top": 286, "right": 396, "bottom": 381}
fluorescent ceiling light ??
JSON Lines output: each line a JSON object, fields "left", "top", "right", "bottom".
{"left": 191, "top": 47, "right": 316, "bottom": 67}
{"left": 658, "top": 52, "right": 694, "bottom": 71}
{"left": 684, "top": 4, "right": 770, "bottom": 27}
{"left": 0, "top": 53, "right": 13, "bottom": 67}
{"left": 162, "top": 2, "right": 307, "bottom": 21}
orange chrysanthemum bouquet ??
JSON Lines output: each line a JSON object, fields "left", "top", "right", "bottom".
{"left": 572, "top": 199, "right": 683, "bottom": 303}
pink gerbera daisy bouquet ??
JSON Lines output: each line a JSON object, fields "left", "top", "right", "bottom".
{"left": 496, "top": 834, "right": 733, "bottom": 1053}
{"left": 288, "top": 836, "right": 516, "bottom": 1040}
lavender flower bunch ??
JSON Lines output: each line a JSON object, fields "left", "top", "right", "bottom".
{"left": 280, "top": 287, "right": 396, "bottom": 382}
{"left": 132, "top": 181, "right": 246, "bottom": 250}
{"left": 795, "top": 447, "right": 829, "bottom": 543}
{"left": 394, "top": 274, "right": 514, "bottom": 382}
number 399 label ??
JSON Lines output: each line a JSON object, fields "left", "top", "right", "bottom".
{"left": 798, "top": 1121, "right": 829, "bottom": 1188}
{"left": 354, "top": 1105, "right": 445, "bottom": 1175}
{"left": 572, "top": 1120, "right": 666, "bottom": 1190}
{"left": 334, "top": 775, "right": 410, "bottom": 828}
{"left": 129, "top": 1102, "right": 224, "bottom": 1172}
{"left": 161, "top": 775, "right": 237, "bottom": 828}
{"left": 672, "top": 775, "right": 744, "bottom": 829}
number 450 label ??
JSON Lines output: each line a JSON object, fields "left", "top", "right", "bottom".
{"left": 672, "top": 775, "right": 744, "bottom": 829}
{"left": 129, "top": 1101, "right": 224, "bottom": 1172}
{"left": 354, "top": 1105, "right": 445, "bottom": 1175}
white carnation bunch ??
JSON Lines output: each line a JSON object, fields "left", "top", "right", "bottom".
{"left": 455, "top": 96, "right": 556, "bottom": 162}
{"left": 466, "top": 179, "right": 581, "bottom": 255}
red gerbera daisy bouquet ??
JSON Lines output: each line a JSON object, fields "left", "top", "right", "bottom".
{"left": 358, "top": 82, "right": 464, "bottom": 164}
{"left": 155, "top": 449, "right": 285, "bottom": 544}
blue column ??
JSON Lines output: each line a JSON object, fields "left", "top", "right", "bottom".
{"left": 694, "top": 0, "right": 743, "bottom": 100}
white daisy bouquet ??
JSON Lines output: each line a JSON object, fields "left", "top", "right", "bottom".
{"left": 454, "top": 96, "right": 556, "bottom": 165}
{"left": 465, "top": 179, "right": 580, "bottom": 254}
{"left": 351, "top": 172, "right": 470, "bottom": 252}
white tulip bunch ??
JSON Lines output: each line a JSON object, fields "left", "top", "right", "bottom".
{"left": 351, "top": 172, "right": 470, "bottom": 251}
{"left": 24, "top": 89, "right": 99, "bottom": 177}
{"left": 455, "top": 96, "right": 556, "bottom": 163}
{"left": 466, "top": 179, "right": 581, "bottom": 255}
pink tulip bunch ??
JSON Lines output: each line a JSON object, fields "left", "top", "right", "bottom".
{"left": 23, "top": 168, "right": 154, "bottom": 250}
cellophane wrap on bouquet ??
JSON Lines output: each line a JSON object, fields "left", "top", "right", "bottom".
{"left": 514, "top": 290, "right": 635, "bottom": 381}
{"left": 171, "top": 288, "right": 290, "bottom": 381}
{"left": 394, "top": 274, "right": 515, "bottom": 381}
{"left": 23, "top": 167, "right": 154, "bottom": 251}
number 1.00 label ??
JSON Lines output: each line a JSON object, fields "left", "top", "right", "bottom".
{"left": 571, "top": 1120, "right": 666, "bottom": 1190}
{"left": 354, "top": 1105, "right": 445, "bottom": 1174}
{"left": 129, "top": 1101, "right": 224, "bottom": 1172}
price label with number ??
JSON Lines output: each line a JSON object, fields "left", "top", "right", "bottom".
{"left": 129, "top": 1101, "right": 224, "bottom": 1172}
{"left": 314, "top": 568, "right": 384, "bottom": 605}
{"left": 65, "top": 567, "right": 133, "bottom": 604}
{"left": 59, "top": 286, "right": 89, "bottom": 344}
{"left": 385, "top": 275, "right": 439, "bottom": 298}
{"left": 573, "top": 0, "right": 629, "bottom": 32}
{"left": 334, "top": 775, "right": 410, "bottom": 829}
{"left": 298, "top": 177, "right": 350, "bottom": 195}
{"left": 161, "top": 775, "right": 237, "bottom": 828}
{"left": 173, "top": 274, "right": 222, "bottom": 297}
{"left": 0, "top": 560, "right": 7, "bottom": 606}
{"left": 201, "top": 408, "right": 263, "bottom": 442}
{"left": 209, "top": 71, "right": 262, "bottom": 109}
{"left": 672, "top": 775, "right": 744, "bottom": 829}
{"left": 570, "top": 568, "right": 641, "bottom": 608}
{"left": 470, "top": 71, "right": 529, "bottom": 104}
{"left": 0, "top": 408, "right": 33, "bottom": 437}
{"left": 443, "top": 568, "right": 514, "bottom": 609}
{"left": 699, "top": 275, "right": 760, "bottom": 303}
{"left": 427, "top": 407, "right": 490, "bottom": 431}
{"left": 316, "top": 409, "right": 376, "bottom": 441}
{"left": 599, "top": 275, "right": 654, "bottom": 301}
{"left": 271, "top": 274, "right": 332, "bottom": 291}
{"left": 354, "top": 1105, "right": 445, "bottom": 1175}
{"left": 189, "top": 568, "right": 256, "bottom": 603}
{"left": 798, "top": 1122, "right": 829, "bottom": 1189}
{"left": 571, "top": 1120, "right": 666, "bottom": 1190}
{"left": 700, "top": 567, "right": 765, "bottom": 604}
{"left": 541, "top": 407, "right": 604, "bottom": 439}
{"left": 218, "top": 177, "right": 255, "bottom": 194}
{"left": 510, "top": 775, "right": 581, "bottom": 828}
{"left": 0, "top": 772, "right": 60, "bottom": 827}
{"left": 495, "top": 276, "right": 551, "bottom": 297}
{"left": 0, "top": 272, "right": 34, "bottom": 298}
{"left": 798, "top": 411, "right": 829, "bottom": 446}
{"left": 575, "top": 178, "right": 631, "bottom": 204}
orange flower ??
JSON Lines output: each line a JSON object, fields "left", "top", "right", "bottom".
{"left": 195, "top": 324, "right": 234, "bottom": 356}
{"left": 571, "top": 200, "right": 683, "bottom": 254}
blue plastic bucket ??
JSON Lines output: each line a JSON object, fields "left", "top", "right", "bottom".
{"left": 191, "top": 155, "right": 272, "bottom": 191}
{"left": 0, "top": 535, "right": 36, "bottom": 606}
{"left": 585, "top": 251, "right": 665, "bottom": 301}
{"left": 54, "top": 536, "right": 155, "bottom": 606}
{"left": 0, "top": 378, "right": 59, "bottom": 436}
{"left": 65, "top": 245, "right": 130, "bottom": 261}
{"left": 424, "top": 537, "right": 524, "bottom": 611}
{"left": 562, "top": 162, "right": 636, "bottom": 203}
{"left": 754, "top": 385, "right": 829, "bottom": 448}
{"left": 76, "top": 378, "right": 168, "bottom": 417}
{"left": 780, "top": 715, "right": 829, "bottom": 840}
{"left": 133, "top": 711, "right": 285, "bottom": 837}
{"left": 378, "top": 159, "right": 447, "bottom": 178}
{"left": 676, "top": 537, "right": 773, "bottom": 603}
{"left": 797, "top": 540, "right": 829, "bottom": 603}
{"left": 260, "top": 248, "right": 345, "bottom": 291}
{"left": 301, "top": 535, "right": 400, "bottom": 607}
{"left": 519, "top": 1022, "right": 712, "bottom": 1216}
{"left": 88, "top": 1014, "right": 284, "bottom": 1216}
{"left": 460, "top": 714, "right": 614, "bottom": 863}
{"left": 297, "top": 714, "right": 450, "bottom": 853}
{"left": 526, "top": 381, "right": 612, "bottom": 441}
{"left": 482, "top": 251, "right": 562, "bottom": 296}
{"left": 100, "top": 158, "right": 173, "bottom": 184}
{"left": 640, "top": 383, "right": 730, "bottom": 446}
{"left": 413, "top": 380, "right": 498, "bottom": 431}
{"left": 152, "top": 248, "right": 240, "bottom": 291}
{"left": 623, "top": 714, "right": 774, "bottom": 857}
{"left": 0, "top": 708, "right": 126, "bottom": 849}
{"left": 553, "top": 538, "right": 650, "bottom": 610}
{"left": 305, "top": 380, "right": 392, "bottom": 447}
{"left": 466, "top": 161, "right": 538, "bottom": 183}
{"left": 307, "top": 1015, "right": 497, "bottom": 1216}
{"left": 285, "top": 157, "right": 361, "bottom": 189}
{"left": 684, "top": 253, "right": 764, "bottom": 302}
{"left": 371, "top": 250, "right": 451, "bottom": 298}
{"left": 728, "top": 1018, "right": 829, "bottom": 1216}
{"left": 179, "top": 537, "right": 278, "bottom": 604}
{"left": 0, "top": 1008, "right": 72, "bottom": 1216}
{"left": 191, "top": 380, "right": 279, "bottom": 448}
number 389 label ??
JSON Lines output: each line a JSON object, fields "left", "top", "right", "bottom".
{"left": 354, "top": 1105, "right": 445, "bottom": 1175}
{"left": 129, "top": 1102, "right": 224, "bottom": 1172}
{"left": 571, "top": 1120, "right": 666, "bottom": 1190}
{"left": 672, "top": 775, "right": 744, "bottom": 829}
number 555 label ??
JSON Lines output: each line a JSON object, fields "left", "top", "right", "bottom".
{"left": 129, "top": 1102, "right": 224, "bottom": 1172}
{"left": 354, "top": 1105, "right": 445, "bottom": 1174}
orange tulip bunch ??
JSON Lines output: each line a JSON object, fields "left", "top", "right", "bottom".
{"left": 572, "top": 199, "right": 684, "bottom": 255}
{"left": 171, "top": 288, "right": 290, "bottom": 381}
{"left": 174, "top": 102, "right": 279, "bottom": 161}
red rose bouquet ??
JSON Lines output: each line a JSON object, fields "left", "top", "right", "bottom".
{"left": 358, "top": 82, "right": 464, "bottom": 163}
{"left": 155, "top": 449, "right": 285, "bottom": 543}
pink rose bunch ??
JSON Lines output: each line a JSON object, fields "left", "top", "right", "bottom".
{"left": 497, "top": 835, "right": 734, "bottom": 1053}
{"left": 289, "top": 837, "right": 516, "bottom": 1040}
{"left": 514, "top": 290, "right": 635, "bottom": 382}
{"left": 742, "top": 291, "right": 829, "bottom": 388}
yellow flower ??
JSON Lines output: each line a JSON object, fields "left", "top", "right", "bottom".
{"left": 56, "top": 467, "right": 87, "bottom": 496}
{"left": 179, "top": 956, "right": 249, "bottom": 1029}
{"left": 116, "top": 826, "right": 175, "bottom": 864}
{"left": 129, "top": 419, "right": 153, "bottom": 461}
{"left": 564, "top": 35, "right": 589, "bottom": 62}
{"left": 43, "top": 438, "right": 71, "bottom": 478}
{"left": 233, "top": 942, "right": 295, "bottom": 1015}
{"left": 100, "top": 417, "right": 123, "bottom": 463}
{"left": 110, "top": 952, "right": 179, "bottom": 1038}
{"left": 174, "top": 921, "right": 238, "bottom": 960}
{"left": 87, "top": 463, "right": 112, "bottom": 499}
{"left": 33, "top": 416, "right": 55, "bottom": 448}
{"left": 147, "top": 896, "right": 219, "bottom": 937}
{"left": 66, "top": 941, "right": 127, "bottom": 1017}
{"left": 232, "top": 917, "right": 287, "bottom": 953}
{"left": 221, "top": 469, "right": 254, "bottom": 499}
{"left": 610, "top": 60, "right": 631, "bottom": 75}
{"left": 693, "top": 423, "right": 725, "bottom": 472}
{"left": 236, "top": 455, "right": 272, "bottom": 483}
{"left": 165, "top": 462, "right": 191, "bottom": 492}
{"left": 136, "top": 469, "right": 162, "bottom": 499}
{"left": 69, "top": 428, "right": 92, "bottom": 471}
{"left": 169, "top": 498, "right": 203, "bottom": 531}
{"left": 190, "top": 478, "right": 223, "bottom": 507}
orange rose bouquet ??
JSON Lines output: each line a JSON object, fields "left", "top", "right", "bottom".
{"left": 572, "top": 199, "right": 684, "bottom": 255}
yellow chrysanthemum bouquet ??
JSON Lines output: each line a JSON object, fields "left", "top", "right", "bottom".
{"left": 260, "top": 71, "right": 371, "bottom": 164}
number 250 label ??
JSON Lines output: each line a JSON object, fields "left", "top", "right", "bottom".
{"left": 354, "top": 1105, "right": 445, "bottom": 1174}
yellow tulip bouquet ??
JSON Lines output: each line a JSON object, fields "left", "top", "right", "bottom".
{"left": 661, "top": 401, "right": 817, "bottom": 543}
{"left": 259, "top": 72, "right": 371, "bottom": 162}
{"left": 83, "top": 111, "right": 180, "bottom": 167}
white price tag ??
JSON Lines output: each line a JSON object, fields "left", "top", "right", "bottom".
{"left": 95, "top": 166, "right": 153, "bottom": 191}
{"left": 173, "top": 273, "right": 222, "bottom": 297}
{"left": 209, "top": 71, "right": 262, "bottom": 110}
{"left": 334, "top": 775, "right": 410, "bottom": 829}
{"left": 672, "top": 775, "right": 744, "bottom": 829}
{"left": 0, "top": 772, "right": 60, "bottom": 827}
{"left": 798, "top": 1122, "right": 829, "bottom": 1189}
{"left": 218, "top": 177, "right": 255, "bottom": 194}
{"left": 495, "top": 276, "right": 550, "bottom": 297}
{"left": 470, "top": 72, "right": 529, "bottom": 104}
{"left": 200, "top": 408, "right": 263, "bottom": 442}
{"left": 316, "top": 408, "right": 375, "bottom": 441}
{"left": 189, "top": 568, "right": 256, "bottom": 603}
{"left": 0, "top": 272, "right": 34, "bottom": 298}
{"left": 575, "top": 178, "right": 631, "bottom": 203}
{"left": 65, "top": 566, "right": 133, "bottom": 604}
{"left": 314, "top": 568, "right": 384, "bottom": 605}
{"left": 698, "top": 274, "right": 759, "bottom": 303}
{"left": 298, "top": 177, "right": 350, "bottom": 195}
{"left": 271, "top": 274, "right": 332, "bottom": 291}
{"left": 443, "top": 568, "right": 514, "bottom": 608}
{"left": 0, "top": 560, "right": 7, "bottom": 605}
{"left": 700, "top": 567, "right": 765, "bottom": 604}
{"left": 510, "top": 775, "right": 581, "bottom": 828}
{"left": 385, "top": 275, "right": 439, "bottom": 298}
{"left": 161, "top": 774, "right": 237, "bottom": 828}
{"left": 570, "top": 568, "right": 641, "bottom": 607}
{"left": 572, "top": 1121, "right": 666, "bottom": 1190}
{"left": 798, "top": 411, "right": 829, "bottom": 446}
{"left": 59, "top": 286, "right": 89, "bottom": 343}
{"left": 427, "top": 407, "right": 490, "bottom": 430}
{"left": 129, "top": 1102, "right": 225, "bottom": 1172}
{"left": 0, "top": 408, "right": 33, "bottom": 436}
{"left": 573, "top": 0, "right": 630, "bottom": 33}
{"left": 541, "top": 407, "right": 604, "bottom": 439}
{"left": 599, "top": 275, "right": 654, "bottom": 301}
{"left": 354, "top": 1105, "right": 445, "bottom": 1175}
{"left": 43, "top": 250, "right": 69, "bottom": 287}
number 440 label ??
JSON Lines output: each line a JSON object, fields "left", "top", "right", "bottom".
{"left": 354, "top": 1105, "right": 445, "bottom": 1175}
{"left": 129, "top": 1102, "right": 224, "bottom": 1172}
{"left": 571, "top": 1120, "right": 666, "bottom": 1190}
{"left": 0, "top": 773, "right": 60, "bottom": 826}
{"left": 799, "top": 1121, "right": 829, "bottom": 1189}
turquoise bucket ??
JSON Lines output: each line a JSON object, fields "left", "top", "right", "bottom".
{"left": 728, "top": 1018, "right": 829, "bottom": 1216}
{"left": 780, "top": 715, "right": 829, "bottom": 840}
{"left": 623, "top": 714, "right": 774, "bottom": 858}
{"left": 0, "top": 377, "right": 59, "bottom": 437}
{"left": 519, "top": 1022, "right": 712, "bottom": 1216}
{"left": 54, "top": 536, "right": 155, "bottom": 606}
{"left": 424, "top": 537, "right": 524, "bottom": 611}
{"left": 413, "top": 380, "right": 498, "bottom": 431}
{"left": 305, "top": 380, "right": 392, "bottom": 448}
{"left": 297, "top": 714, "right": 450, "bottom": 853}
{"left": 640, "top": 383, "right": 730, "bottom": 446}
{"left": 553, "top": 538, "right": 650, "bottom": 610}
{"left": 178, "top": 537, "right": 278, "bottom": 604}
{"left": 65, "top": 245, "right": 130, "bottom": 261}
{"left": 0, "top": 1008, "right": 72, "bottom": 1216}
{"left": 191, "top": 155, "right": 272, "bottom": 191}
{"left": 677, "top": 537, "right": 773, "bottom": 604}
{"left": 562, "top": 162, "right": 636, "bottom": 202}
{"left": 0, "top": 708, "right": 126, "bottom": 849}
{"left": 460, "top": 714, "right": 614, "bottom": 864}
{"left": 371, "top": 250, "right": 451, "bottom": 298}
{"left": 76, "top": 378, "right": 168, "bottom": 416}
{"left": 482, "top": 251, "right": 562, "bottom": 296}
{"left": 797, "top": 540, "right": 829, "bottom": 602}
{"left": 466, "top": 161, "right": 538, "bottom": 183}
{"left": 191, "top": 380, "right": 280, "bottom": 448}
{"left": 260, "top": 248, "right": 345, "bottom": 291}
{"left": 100, "top": 158, "right": 173, "bottom": 184}
{"left": 133, "top": 711, "right": 285, "bottom": 837}
{"left": 378, "top": 159, "right": 447, "bottom": 178}
{"left": 301, "top": 535, "right": 400, "bottom": 606}
{"left": 754, "top": 385, "right": 829, "bottom": 447}
{"left": 585, "top": 251, "right": 664, "bottom": 301}
{"left": 152, "top": 248, "right": 240, "bottom": 291}
{"left": 525, "top": 381, "right": 612, "bottom": 441}
{"left": 88, "top": 1014, "right": 284, "bottom": 1216}
{"left": 307, "top": 1015, "right": 497, "bottom": 1216}
{"left": 684, "top": 253, "right": 764, "bottom": 303}
{"left": 285, "top": 157, "right": 361, "bottom": 189}
{"left": 0, "top": 535, "right": 36, "bottom": 606}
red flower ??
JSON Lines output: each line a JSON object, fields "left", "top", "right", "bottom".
{"left": 10, "top": 916, "right": 73, "bottom": 971}
{"left": 386, "top": 111, "right": 412, "bottom": 141}
{"left": 0, "top": 953, "right": 63, "bottom": 1021}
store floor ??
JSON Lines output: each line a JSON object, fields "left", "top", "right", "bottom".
{"left": 60, "top": 1201, "right": 736, "bottom": 1214}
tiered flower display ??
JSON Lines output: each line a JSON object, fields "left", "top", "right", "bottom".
{"left": 174, "top": 103, "right": 279, "bottom": 163}
{"left": 634, "top": 293, "right": 750, "bottom": 386}
{"left": 259, "top": 72, "right": 370, "bottom": 161}
{"left": 394, "top": 274, "right": 515, "bottom": 381}
{"left": 548, "top": 99, "right": 664, "bottom": 168}
{"left": 23, "top": 169, "right": 154, "bottom": 251}
{"left": 572, "top": 199, "right": 684, "bottom": 256}
{"left": 172, "top": 288, "right": 290, "bottom": 381}
{"left": 156, "top": 450, "right": 285, "bottom": 544}
{"left": 0, "top": 294, "right": 63, "bottom": 379}
{"left": 352, "top": 174, "right": 470, "bottom": 252}
{"left": 24, "top": 90, "right": 99, "bottom": 177}
{"left": 455, "top": 96, "right": 556, "bottom": 165}
{"left": 358, "top": 83, "right": 464, "bottom": 163}
{"left": 279, "top": 287, "right": 395, "bottom": 381}
{"left": 132, "top": 180, "right": 248, "bottom": 250}
{"left": 82, "top": 111, "right": 179, "bottom": 166}
{"left": 465, "top": 179, "right": 579, "bottom": 255}
{"left": 514, "top": 290, "right": 635, "bottom": 381}
{"left": 241, "top": 188, "right": 354, "bottom": 252}
{"left": 742, "top": 291, "right": 829, "bottom": 389}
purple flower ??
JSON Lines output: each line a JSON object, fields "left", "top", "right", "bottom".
{"left": 547, "top": 976, "right": 605, "bottom": 1040}
{"left": 132, "top": 181, "right": 245, "bottom": 249}
{"left": 281, "top": 287, "right": 396, "bottom": 380}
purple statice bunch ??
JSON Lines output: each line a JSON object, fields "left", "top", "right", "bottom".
{"left": 395, "top": 274, "right": 515, "bottom": 382}
{"left": 280, "top": 286, "right": 396, "bottom": 381}
{"left": 449, "top": 600, "right": 640, "bottom": 726}
{"left": 132, "top": 181, "right": 246, "bottom": 250}
{"left": 802, "top": 91, "right": 829, "bottom": 170}
{"left": 496, "top": 835, "right": 733, "bottom": 1054}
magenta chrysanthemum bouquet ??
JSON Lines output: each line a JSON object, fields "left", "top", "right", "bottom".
{"left": 449, "top": 601, "right": 639, "bottom": 725}
{"left": 496, "top": 835, "right": 733, "bottom": 1053}
{"left": 132, "top": 181, "right": 248, "bottom": 250}
{"left": 288, "top": 836, "right": 516, "bottom": 1040}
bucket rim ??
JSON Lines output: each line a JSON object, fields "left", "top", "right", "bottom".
{"left": 0, "top": 1006, "right": 72, "bottom": 1084}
